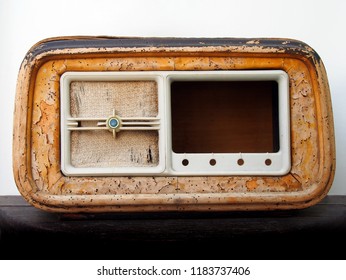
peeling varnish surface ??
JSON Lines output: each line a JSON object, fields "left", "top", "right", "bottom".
{"left": 11, "top": 38, "right": 335, "bottom": 211}
{"left": 30, "top": 56, "right": 318, "bottom": 197}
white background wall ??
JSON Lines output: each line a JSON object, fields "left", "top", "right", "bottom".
{"left": 0, "top": 0, "right": 345, "bottom": 195}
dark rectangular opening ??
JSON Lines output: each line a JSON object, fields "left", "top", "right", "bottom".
{"left": 171, "top": 81, "right": 279, "bottom": 153}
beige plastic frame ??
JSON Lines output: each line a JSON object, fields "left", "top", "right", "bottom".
{"left": 60, "top": 70, "right": 290, "bottom": 176}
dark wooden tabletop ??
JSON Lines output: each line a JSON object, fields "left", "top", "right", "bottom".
{"left": 0, "top": 195, "right": 345, "bottom": 260}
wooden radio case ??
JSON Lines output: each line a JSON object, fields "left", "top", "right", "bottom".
{"left": 13, "top": 37, "right": 335, "bottom": 212}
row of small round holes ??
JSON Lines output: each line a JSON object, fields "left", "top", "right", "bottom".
{"left": 182, "top": 158, "right": 272, "bottom": 166}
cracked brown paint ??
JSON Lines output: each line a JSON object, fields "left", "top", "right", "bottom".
{"left": 13, "top": 37, "right": 335, "bottom": 212}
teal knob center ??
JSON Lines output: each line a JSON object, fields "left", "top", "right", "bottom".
{"left": 107, "top": 116, "right": 120, "bottom": 129}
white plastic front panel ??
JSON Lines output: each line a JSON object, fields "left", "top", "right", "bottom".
{"left": 166, "top": 71, "right": 290, "bottom": 176}
{"left": 60, "top": 70, "right": 290, "bottom": 176}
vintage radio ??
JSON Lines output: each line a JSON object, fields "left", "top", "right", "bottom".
{"left": 13, "top": 37, "right": 335, "bottom": 212}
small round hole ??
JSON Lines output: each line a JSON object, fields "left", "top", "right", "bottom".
{"left": 237, "top": 159, "right": 244, "bottom": 166}
{"left": 209, "top": 159, "right": 216, "bottom": 166}
{"left": 265, "top": 159, "right": 272, "bottom": 166}
{"left": 182, "top": 159, "right": 189, "bottom": 166}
